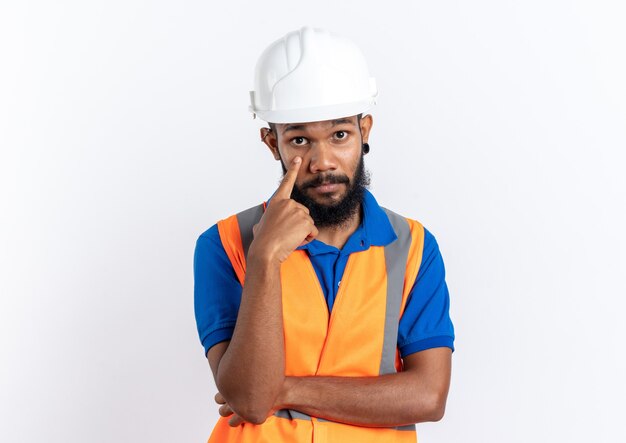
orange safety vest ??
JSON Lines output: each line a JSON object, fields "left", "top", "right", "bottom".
{"left": 211, "top": 203, "right": 425, "bottom": 443}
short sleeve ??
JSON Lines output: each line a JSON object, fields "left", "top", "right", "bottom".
{"left": 194, "top": 224, "right": 242, "bottom": 357}
{"left": 397, "top": 228, "right": 455, "bottom": 358}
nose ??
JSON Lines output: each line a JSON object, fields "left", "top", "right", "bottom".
{"left": 308, "top": 142, "right": 337, "bottom": 174}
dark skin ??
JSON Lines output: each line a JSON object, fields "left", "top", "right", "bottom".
{"left": 207, "top": 114, "right": 452, "bottom": 426}
{"left": 265, "top": 115, "right": 371, "bottom": 248}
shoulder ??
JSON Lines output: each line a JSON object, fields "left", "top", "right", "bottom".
{"left": 378, "top": 207, "right": 446, "bottom": 275}
{"left": 195, "top": 203, "right": 266, "bottom": 282}
{"left": 196, "top": 202, "right": 265, "bottom": 245}
{"left": 194, "top": 224, "right": 227, "bottom": 267}
{"left": 197, "top": 223, "right": 220, "bottom": 243}
{"left": 195, "top": 224, "right": 221, "bottom": 254}
{"left": 379, "top": 206, "right": 427, "bottom": 246}
{"left": 380, "top": 206, "right": 440, "bottom": 247}
{"left": 421, "top": 227, "right": 441, "bottom": 259}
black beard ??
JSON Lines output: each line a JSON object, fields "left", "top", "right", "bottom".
{"left": 281, "top": 154, "right": 371, "bottom": 228}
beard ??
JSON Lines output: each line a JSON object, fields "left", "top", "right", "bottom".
{"left": 281, "top": 154, "right": 371, "bottom": 228}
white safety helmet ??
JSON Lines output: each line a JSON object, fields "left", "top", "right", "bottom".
{"left": 249, "top": 26, "right": 378, "bottom": 124}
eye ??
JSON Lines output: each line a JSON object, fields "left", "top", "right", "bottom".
{"left": 334, "top": 131, "right": 348, "bottom": 140}
{"left": 291, "top": 136, "right": 308, "bottom": 146}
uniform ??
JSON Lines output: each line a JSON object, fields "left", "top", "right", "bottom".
{"left": 193, "top": 190, "right": 455, "bottom": 442}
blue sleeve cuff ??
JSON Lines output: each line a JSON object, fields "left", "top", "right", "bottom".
{"left": 202, "top": 324, "right": 236, "bottom": 357}
{"left": 399, "top": 335, "right": 455, "bottom": 358}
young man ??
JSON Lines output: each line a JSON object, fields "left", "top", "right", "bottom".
{"left": 194, "top": 26, "right": 455, "bottom": 442}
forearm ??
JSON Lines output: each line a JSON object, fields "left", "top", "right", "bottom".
{"left": 279, "top": 371, "right": 448, "bottom": 427}
{"left": 216, "top": 252, "right": 284, "bottom": 422}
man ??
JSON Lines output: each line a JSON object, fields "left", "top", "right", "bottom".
{"left": 194, "top": 26, "right": 455, "bottom": 442}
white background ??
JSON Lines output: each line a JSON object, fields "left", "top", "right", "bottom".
{"left": 2, "top": 1, "right": 625, "bottom": 442}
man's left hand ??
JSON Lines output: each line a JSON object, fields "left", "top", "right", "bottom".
{"left": 215, "top": 392, "right": 246, "bottom": 427}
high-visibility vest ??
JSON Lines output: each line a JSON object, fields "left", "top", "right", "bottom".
{"left": 210, "top": 203, "right": 425, "bottom": 443}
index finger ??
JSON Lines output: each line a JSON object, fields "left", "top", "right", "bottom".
{"left": 274, "top": 156, "right": 302, "bottom": 200}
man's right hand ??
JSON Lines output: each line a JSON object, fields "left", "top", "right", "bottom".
{"left": 248, "top": 156, "right": 318, "bottom": 264}
{"left": 210, "top": 157, "right": 310, "bottom": 422}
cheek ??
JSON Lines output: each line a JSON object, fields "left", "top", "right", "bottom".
{"left": 277, "top": 149, "right": 306, "bottom": 177}
{"left": 273, "top": 146, "right": 283, "bottom": 161}
{"left": 280, "top": 141, "right": 360, "bottom": 170}
{"left": 341, "top": 146, "right": 362, "bottom": 172}
{"left": 277, "top": 145, "right": 295, "bottom": 162}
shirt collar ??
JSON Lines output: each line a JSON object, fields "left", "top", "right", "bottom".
{"left": 360, "top": 189, "right": 398, "bottom": 247}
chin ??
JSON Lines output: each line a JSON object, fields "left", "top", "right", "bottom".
{"left": 310, "top": 191, "right": 345, "bottom": 205}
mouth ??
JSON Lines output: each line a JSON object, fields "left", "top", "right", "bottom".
{"left": 311, "top": 182, "right": 343, "bottom": 193}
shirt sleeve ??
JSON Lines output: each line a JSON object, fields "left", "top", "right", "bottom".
{"left": 397, "top": 227, "right": 455, "bottom": 358}
{"left": 193, "top": 224, "right": 242, "bottom": 357}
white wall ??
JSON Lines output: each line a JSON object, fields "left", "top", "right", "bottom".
{"left": 2, "top": 1, "right": 625, "bottom": 442}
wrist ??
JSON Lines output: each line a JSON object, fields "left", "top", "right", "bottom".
{"left": 276, "top": 376, "right": 299, "bottom": 410}
{"left": 247, "top": 244, "right": 281, "bottom": 268}
{"left": 275, "top": 377, "right": 293, "bottom": 409}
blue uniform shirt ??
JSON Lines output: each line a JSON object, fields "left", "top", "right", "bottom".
{"left": 194, "top": 190, "right": 455, "bottom": 358}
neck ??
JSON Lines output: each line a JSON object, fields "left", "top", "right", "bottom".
{"left": 314, "top": 203, "right": 362, "bottom": 250}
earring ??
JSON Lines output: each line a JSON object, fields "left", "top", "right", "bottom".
{"left": 362, "top": 142, "right": 370, "bottom": 154}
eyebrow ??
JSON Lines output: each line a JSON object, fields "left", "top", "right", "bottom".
{"left": 283, "top": 124, "right": 306, "bottom": 133}
{"left": 282, "top": 118, "right": 356, "bottom": 134}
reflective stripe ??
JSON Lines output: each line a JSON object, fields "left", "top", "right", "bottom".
{"left": 274, "top": 409, "right": 312, "bottom": 421}
{"left": 236, "top": 204, "right": 265, "bottom": 261}
{"left": 397, "top": 424, "right": 417, "bottom": 431}
{"left": 382, "top": 208, "right": 416, "bottom": 433}
{"left": 380, "top": 208, "right": 412, "bottom": 376}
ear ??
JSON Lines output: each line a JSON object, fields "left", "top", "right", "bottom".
{"left": 259, "top": 127, "right": 281, "bottom": 161}
{"left": 359, "top": 114, "right": 373, "bottom": 144}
